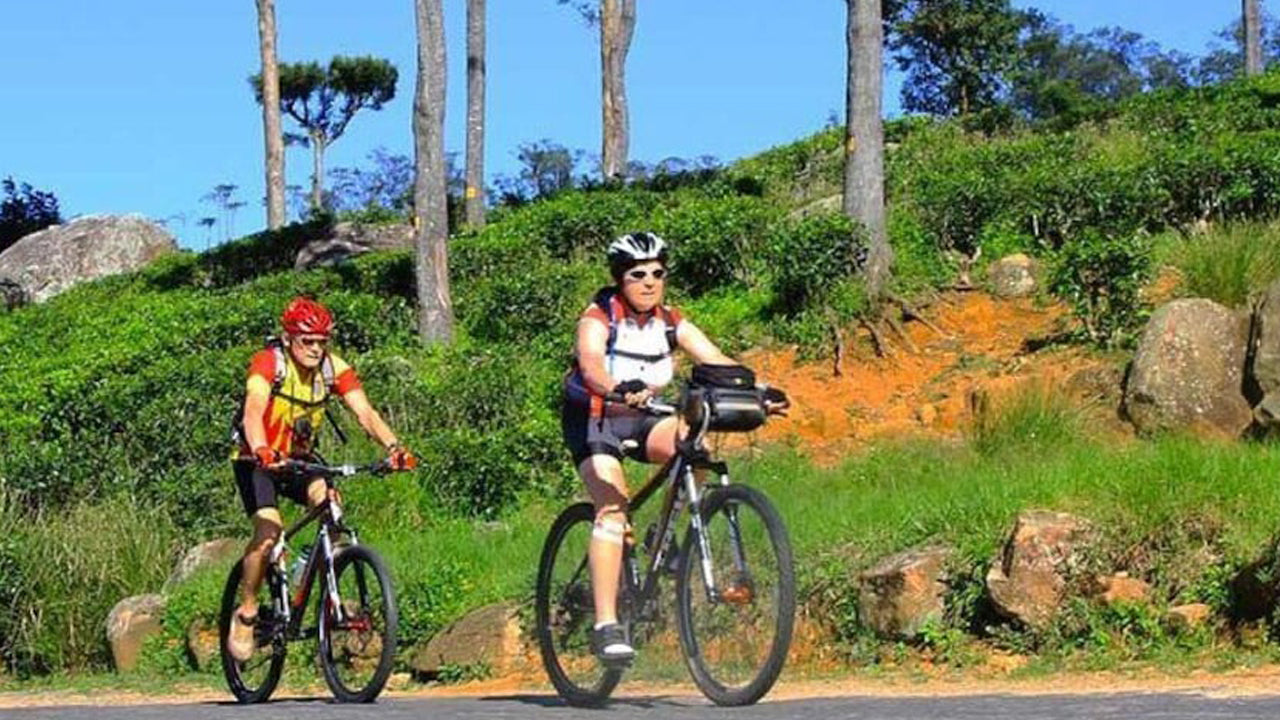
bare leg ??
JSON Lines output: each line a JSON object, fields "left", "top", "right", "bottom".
{"left": 579, "top": 455, "right": 629, "bottom": 625}
{"left": 239, "top": 508, "right": 283, "bottom": 617}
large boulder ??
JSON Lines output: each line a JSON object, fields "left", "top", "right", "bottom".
{"left": 105, "top": 594, "right": 166, "bottom": 672}
{"left": 294, "top": 221, "right": 414, "bottom": 270}
{"left": 858, "top": 545, "right": 953, "bottom": 639}
{"left": 987, "top": 253, "right": 1038, "bottom": 298}
{"left": 1249, "top": 278, "right": 1280, "bottom": 429}
{"left": 1123, "top": 299, "right": 1252, "bottom": 438}
{"left": 166, "top": 538, "right": 241, "bottom": 589}
{"left": 409, "top": 603, "right": 524, "bottom": 678}
{"left": 0, "top": 215, "right": 176, "bottom": 303}
{"left": 986, "top": 511, "right": 1092, "bottom": 630}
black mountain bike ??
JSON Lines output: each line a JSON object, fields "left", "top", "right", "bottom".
{"left": 219, "top": 459, "right": 399, "bottom": 704}
{"left": 535, "top": 390, "right": 795, "bottom": 707}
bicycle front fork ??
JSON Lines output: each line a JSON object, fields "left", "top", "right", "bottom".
{"left": 684, "top": 464, "right": 741, "bottom": 604}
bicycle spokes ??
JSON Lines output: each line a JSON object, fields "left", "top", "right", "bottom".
{"left": 676, "top": 486, "right": 795, "bottom": 706}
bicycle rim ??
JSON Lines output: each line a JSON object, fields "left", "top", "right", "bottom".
{"left": 676, "top": 485, "right": 795, "bottom": 706}
{"left": 535, "top": 502, "right": 623, "bottom": 707}
{"left": 219, "top": 560, "right": 286, "bottom": 704}
{"left": 319, "top": 545, "right": 398, "bottom": 703}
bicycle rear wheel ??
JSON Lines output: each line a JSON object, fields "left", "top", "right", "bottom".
{"left": 675, "top": 484, "right": 795, "bottom": 706}
{"left": 219, "top": 559, "right": 286, "bottom": 704}
{"left": 535, "top": 502, "right": 623, "bottom": 707}
{"left": 318, "top": 544, "right": 398, "bottom": 703}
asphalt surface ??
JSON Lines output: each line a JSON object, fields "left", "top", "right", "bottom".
{"left": 7, "top": 692, "right": 1280, "bottom": 720}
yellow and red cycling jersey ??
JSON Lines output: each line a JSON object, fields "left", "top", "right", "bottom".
{"left": 233, "top": 348, "right": 361, "bottom": 459}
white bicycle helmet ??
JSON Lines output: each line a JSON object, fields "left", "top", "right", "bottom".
{"left": 607, "top": 231, "right": 669, "bottom": 279}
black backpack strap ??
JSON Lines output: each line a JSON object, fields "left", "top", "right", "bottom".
{"left": 592, "top": 286, "right": 620, "bottom": 359}
{"left": 662, "top": 306, "right": 679, "bottom": 352}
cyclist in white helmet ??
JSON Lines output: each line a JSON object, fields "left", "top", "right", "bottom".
{"left": 562, "top": 231, "right": 787, "bottom": 663}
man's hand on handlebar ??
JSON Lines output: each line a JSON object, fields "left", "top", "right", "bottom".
{"left": 387, "top": 444, "right": 418, "bottom": 471}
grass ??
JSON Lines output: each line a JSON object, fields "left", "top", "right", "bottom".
{"left": 1163, "top": 221, "right": 1280, "bottom": 308}
{"left": 13, "top": 384, "right": 1280, "bottom": 686}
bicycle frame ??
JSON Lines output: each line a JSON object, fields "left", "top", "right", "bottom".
{"left": 263, "top": 485, "right": 362, "bottom": 641}
{"left": 622, "top": 401, "right": 740, "bottom": 616}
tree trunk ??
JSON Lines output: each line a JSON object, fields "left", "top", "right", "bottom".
{"left": 599, "top": 0, "right": 635, "bottom": 181}
{"left": 1245, "top": 0, "right": 1264, "bottom": 76}
{"left": 465, "top": 0, "right": 486, "bottom": 228}
{"left": 413, "top": 0, "right": 455, "bottom": 343}
{"left": 256, "top": 0, "right": 286, "bottom": 230}
{"left": 845, "top": 0, "right": 891, "bottom": 299}
{"left": 310, "top": 129, "right": 326, "bottom": 215}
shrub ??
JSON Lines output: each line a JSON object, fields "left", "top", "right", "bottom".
{"left": 766, "top": 213, "right": 866, "bottom": 317}
{"left": 1049, "top": 230, "right": 1153, "bottom": 347}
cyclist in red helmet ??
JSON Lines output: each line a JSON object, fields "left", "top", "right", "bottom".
{"left": 226, "top": 296, "right": 416, "bottom": 662}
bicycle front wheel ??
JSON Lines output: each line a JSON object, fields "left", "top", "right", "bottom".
{"left": 218, "top": 559, "right": 286, "bottom": 704}
{"left": 675, "top": 484, "right": 795, "bottom": 706}
{"left": 535, "top": 502, "right": 623, "bottom": 707}
{"left": 318, "top": 544, "right": 398, "bottom": 703}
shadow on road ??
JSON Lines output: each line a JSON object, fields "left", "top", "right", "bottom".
{"left": 482, "top": 693, "right": 694, "bottom": 709}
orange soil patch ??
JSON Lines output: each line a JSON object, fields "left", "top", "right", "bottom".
{"left": 725, "top": 291, "right": 1129, "bottom": 464}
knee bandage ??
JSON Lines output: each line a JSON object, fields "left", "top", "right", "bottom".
{"left": 592, "top": 517, "right": 628, "bottom": 545}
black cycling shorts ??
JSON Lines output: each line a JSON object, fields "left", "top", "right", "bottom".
{"left": 232, "top": 460, "right": 319, "bottom": 517}
{"left": 561, "top": 402, "right": 664, "bottom": 466}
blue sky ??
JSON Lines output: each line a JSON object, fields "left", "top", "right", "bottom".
{"left": 0, "top": 1, "right": 1249, "bottom": 249}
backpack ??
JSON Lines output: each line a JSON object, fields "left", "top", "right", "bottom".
{"left": 230, "top": 337, "right": 348, "bottom": 447}
{"left": 592, "top": 286, "right": 678, "bottom": 361}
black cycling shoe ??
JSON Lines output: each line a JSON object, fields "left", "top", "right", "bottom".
{"left": 591, "top": 622, "right": 635, "bottom": 666}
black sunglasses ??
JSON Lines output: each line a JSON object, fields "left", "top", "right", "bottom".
{"left": 626, "top": 268, "right": 667, "bottom": 281}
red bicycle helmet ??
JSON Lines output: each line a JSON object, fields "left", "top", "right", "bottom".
{"left": 281, "top": 297, "right": 334, "bottom": 336}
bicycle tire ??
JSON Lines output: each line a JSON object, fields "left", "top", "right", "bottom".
{"left": 535, "top": 502, "right": 624, "bottom": 707}
{"left": 318, "top": 544, "right": 398, "bottom": 703}
{"left": 675, "top": 484, "right": 795, "bottom": 706}
{"left": 219, "top": 559, "right": 287, "bottom": 704}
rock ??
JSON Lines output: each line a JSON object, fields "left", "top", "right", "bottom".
{"left": 0, "top": 277, "right": 27, "bottom": 310}
{"left": 1094, "top": 572, "right": 1150, "bottom": 606}
{"left": 858, "top": 545, "right": 953, "bottom": 639}
{"left": 1123, "top": 299, "right": 1252, "bottom": 439}
{"left": 167, "top": 538, "right": 241, "bottom": 589}
{"left": 387, "top": 672, "right": 413, "bottom": 691}
{"left": 1166, "top": 603, "right": 1212, "bottom": 630}
{"left": 987, "top": 253, "right": 1038, "bottom": 298}
{"left": 186, "top": 618, "right": 219, "bottom": 672}
{"left": 409, "top": 603, "right": 524, "bottom": 678}
{"left": 1249, "top": 279, "right": 1280, "bottom": 432}
{"left": 294, "top": 221, "right": 414, "bottom": 270}
{"left": 0, "top": 215, "right": 176, "bottom": 303}
{"left": 105, "top": 594, "right": 166, "bottom": 672}
{"left": 986, "top": 510, "right": 1092, "bottom": 630}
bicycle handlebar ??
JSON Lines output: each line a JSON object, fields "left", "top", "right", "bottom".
{"left": 603, "top": 393, "right": 678, "bottom": 416}
{"left": 277, "top": 459, "right": 394, "bottom": 478}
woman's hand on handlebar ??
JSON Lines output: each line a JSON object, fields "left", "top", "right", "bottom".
{"left": 612, "top": 379, "right": 653, "bottom": 409}
{"left": 763, "top": 386, "right": 790, "bottom": 417}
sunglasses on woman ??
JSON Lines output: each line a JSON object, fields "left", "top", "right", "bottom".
{"left": 626, "top": 268, "right": 667, "bottom": 281}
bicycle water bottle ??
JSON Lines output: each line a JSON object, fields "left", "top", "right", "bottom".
{"left": 290, "top": 544, "right": 311, "bottom": 587}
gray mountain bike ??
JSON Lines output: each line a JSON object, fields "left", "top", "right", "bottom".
{"left": 535, "top": 389, "right": 795, "bottom": 707}
{"left": 219, "top": 458, "right": 399, "bottom": 704}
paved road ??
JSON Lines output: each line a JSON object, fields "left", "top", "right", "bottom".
{"left": 7, "top": 692, "right": 1280, "bottom": 720}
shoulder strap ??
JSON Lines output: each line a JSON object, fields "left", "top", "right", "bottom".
{"left": 661, "top": 306, "right": 678, "bottom": 352}
{"left": 592, "top": 286, "right": 620, "bottom": 358}
{"left": 268, "top": 343, "right": 287, "bottom": 392}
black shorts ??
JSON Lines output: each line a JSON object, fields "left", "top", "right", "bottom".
{"left": 561, "top": 402, "right": 664, "bottom": 466}
{"left": 232, "top": 460, "right": 318, "bottom": 517}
